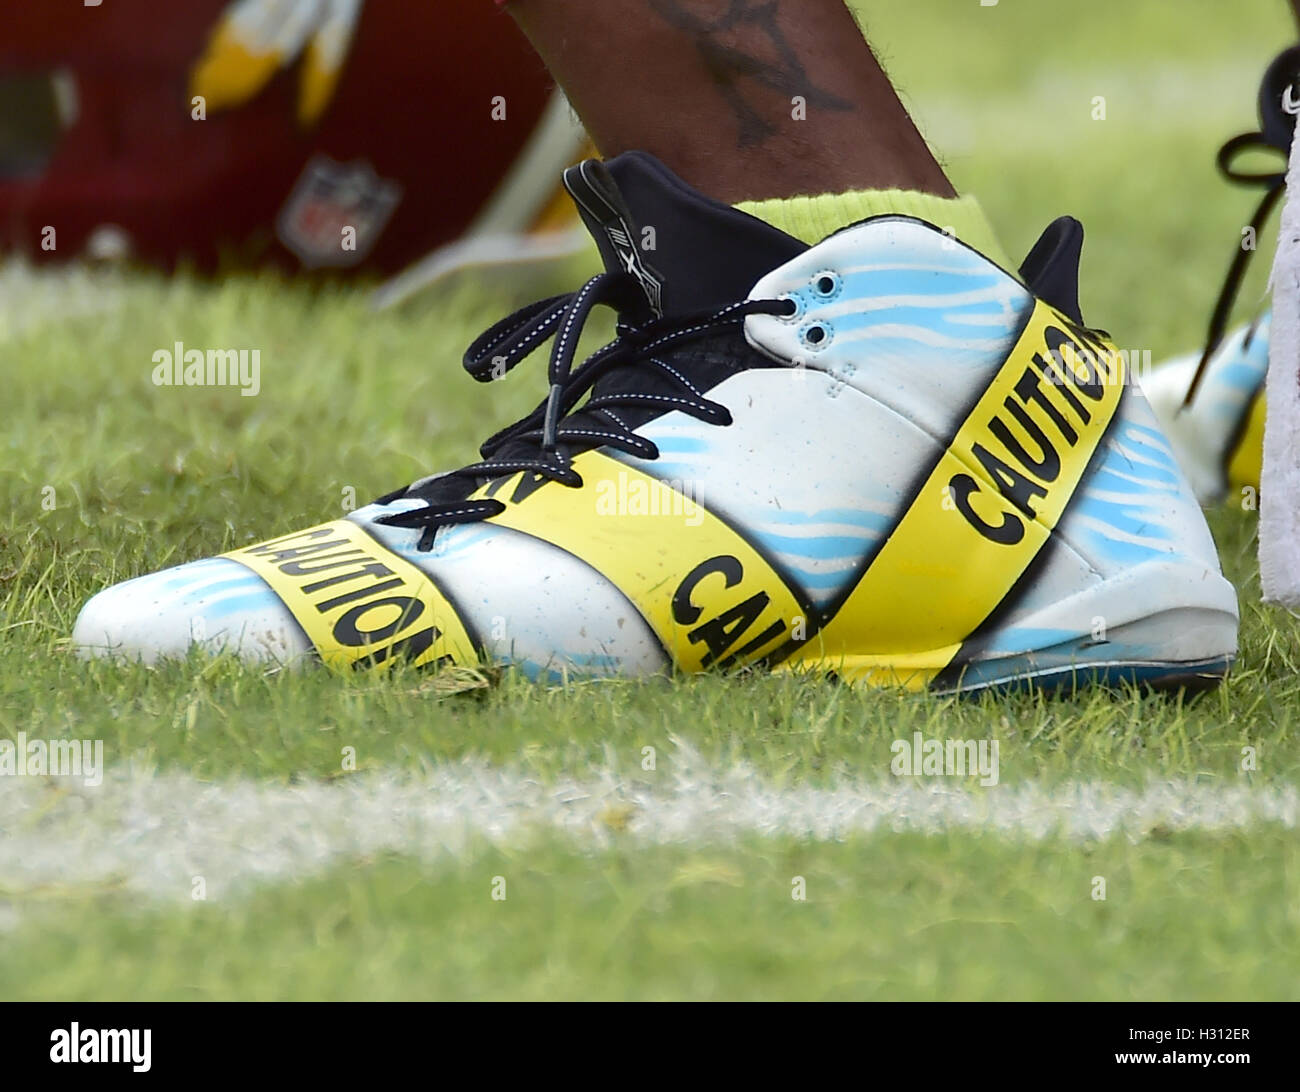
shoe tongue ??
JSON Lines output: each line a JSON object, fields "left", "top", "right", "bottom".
{"left": 563, "top": 151, "right": 805, "bottom": 316}
{"left": 405, "top": 157, "right": 803, "bottom": 509}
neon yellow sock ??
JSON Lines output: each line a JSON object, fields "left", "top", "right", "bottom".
{"left": 737, "top": 189, "right": 1012, "bottom": 271}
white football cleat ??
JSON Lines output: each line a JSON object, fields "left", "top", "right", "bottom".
{"left": 1142, "top": 314, "right": 1268, "bottom": 506}
{"left": 75, "top": 152, "right": 1239, "bottom": 692}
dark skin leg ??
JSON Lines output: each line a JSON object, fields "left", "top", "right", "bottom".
{"left": 506, "top": 0, "right": 955, "bottom": 203}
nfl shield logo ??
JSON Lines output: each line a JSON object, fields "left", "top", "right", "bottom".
{"left": 276, "top": 155, "right": 402, "bottom": 268}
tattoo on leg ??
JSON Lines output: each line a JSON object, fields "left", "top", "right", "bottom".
{"left": 649, "top": 0, "right": 853, "bottom": 147}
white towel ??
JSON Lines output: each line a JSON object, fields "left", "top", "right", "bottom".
{"left": 1261, "top": 108, "right": 1300, "bottom": 604}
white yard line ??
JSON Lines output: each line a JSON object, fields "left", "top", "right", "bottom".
{"left": 0, "top": 749, "right": 1295, "bottom": 907}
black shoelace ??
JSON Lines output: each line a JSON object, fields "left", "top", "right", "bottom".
{"left": 1186, "top": 44, "right": 1300, "bottom": 406}
{"left": 374, "top": 269, "right": 792, "bottom": 550}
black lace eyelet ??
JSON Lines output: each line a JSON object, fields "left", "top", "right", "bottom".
{"left": 813, "top": 273, "right": 839, "bottom": 296}
{"left": 804, "top": 324, "right": 828, "bottom": 346}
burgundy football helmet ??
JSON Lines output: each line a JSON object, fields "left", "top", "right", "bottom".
{"left": 0, "top": 0, "right": 584, "bottom": 277}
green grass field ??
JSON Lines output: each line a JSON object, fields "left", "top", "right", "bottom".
{"left": 2, "top": 0, "right": 1299, "bottom": 1000}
